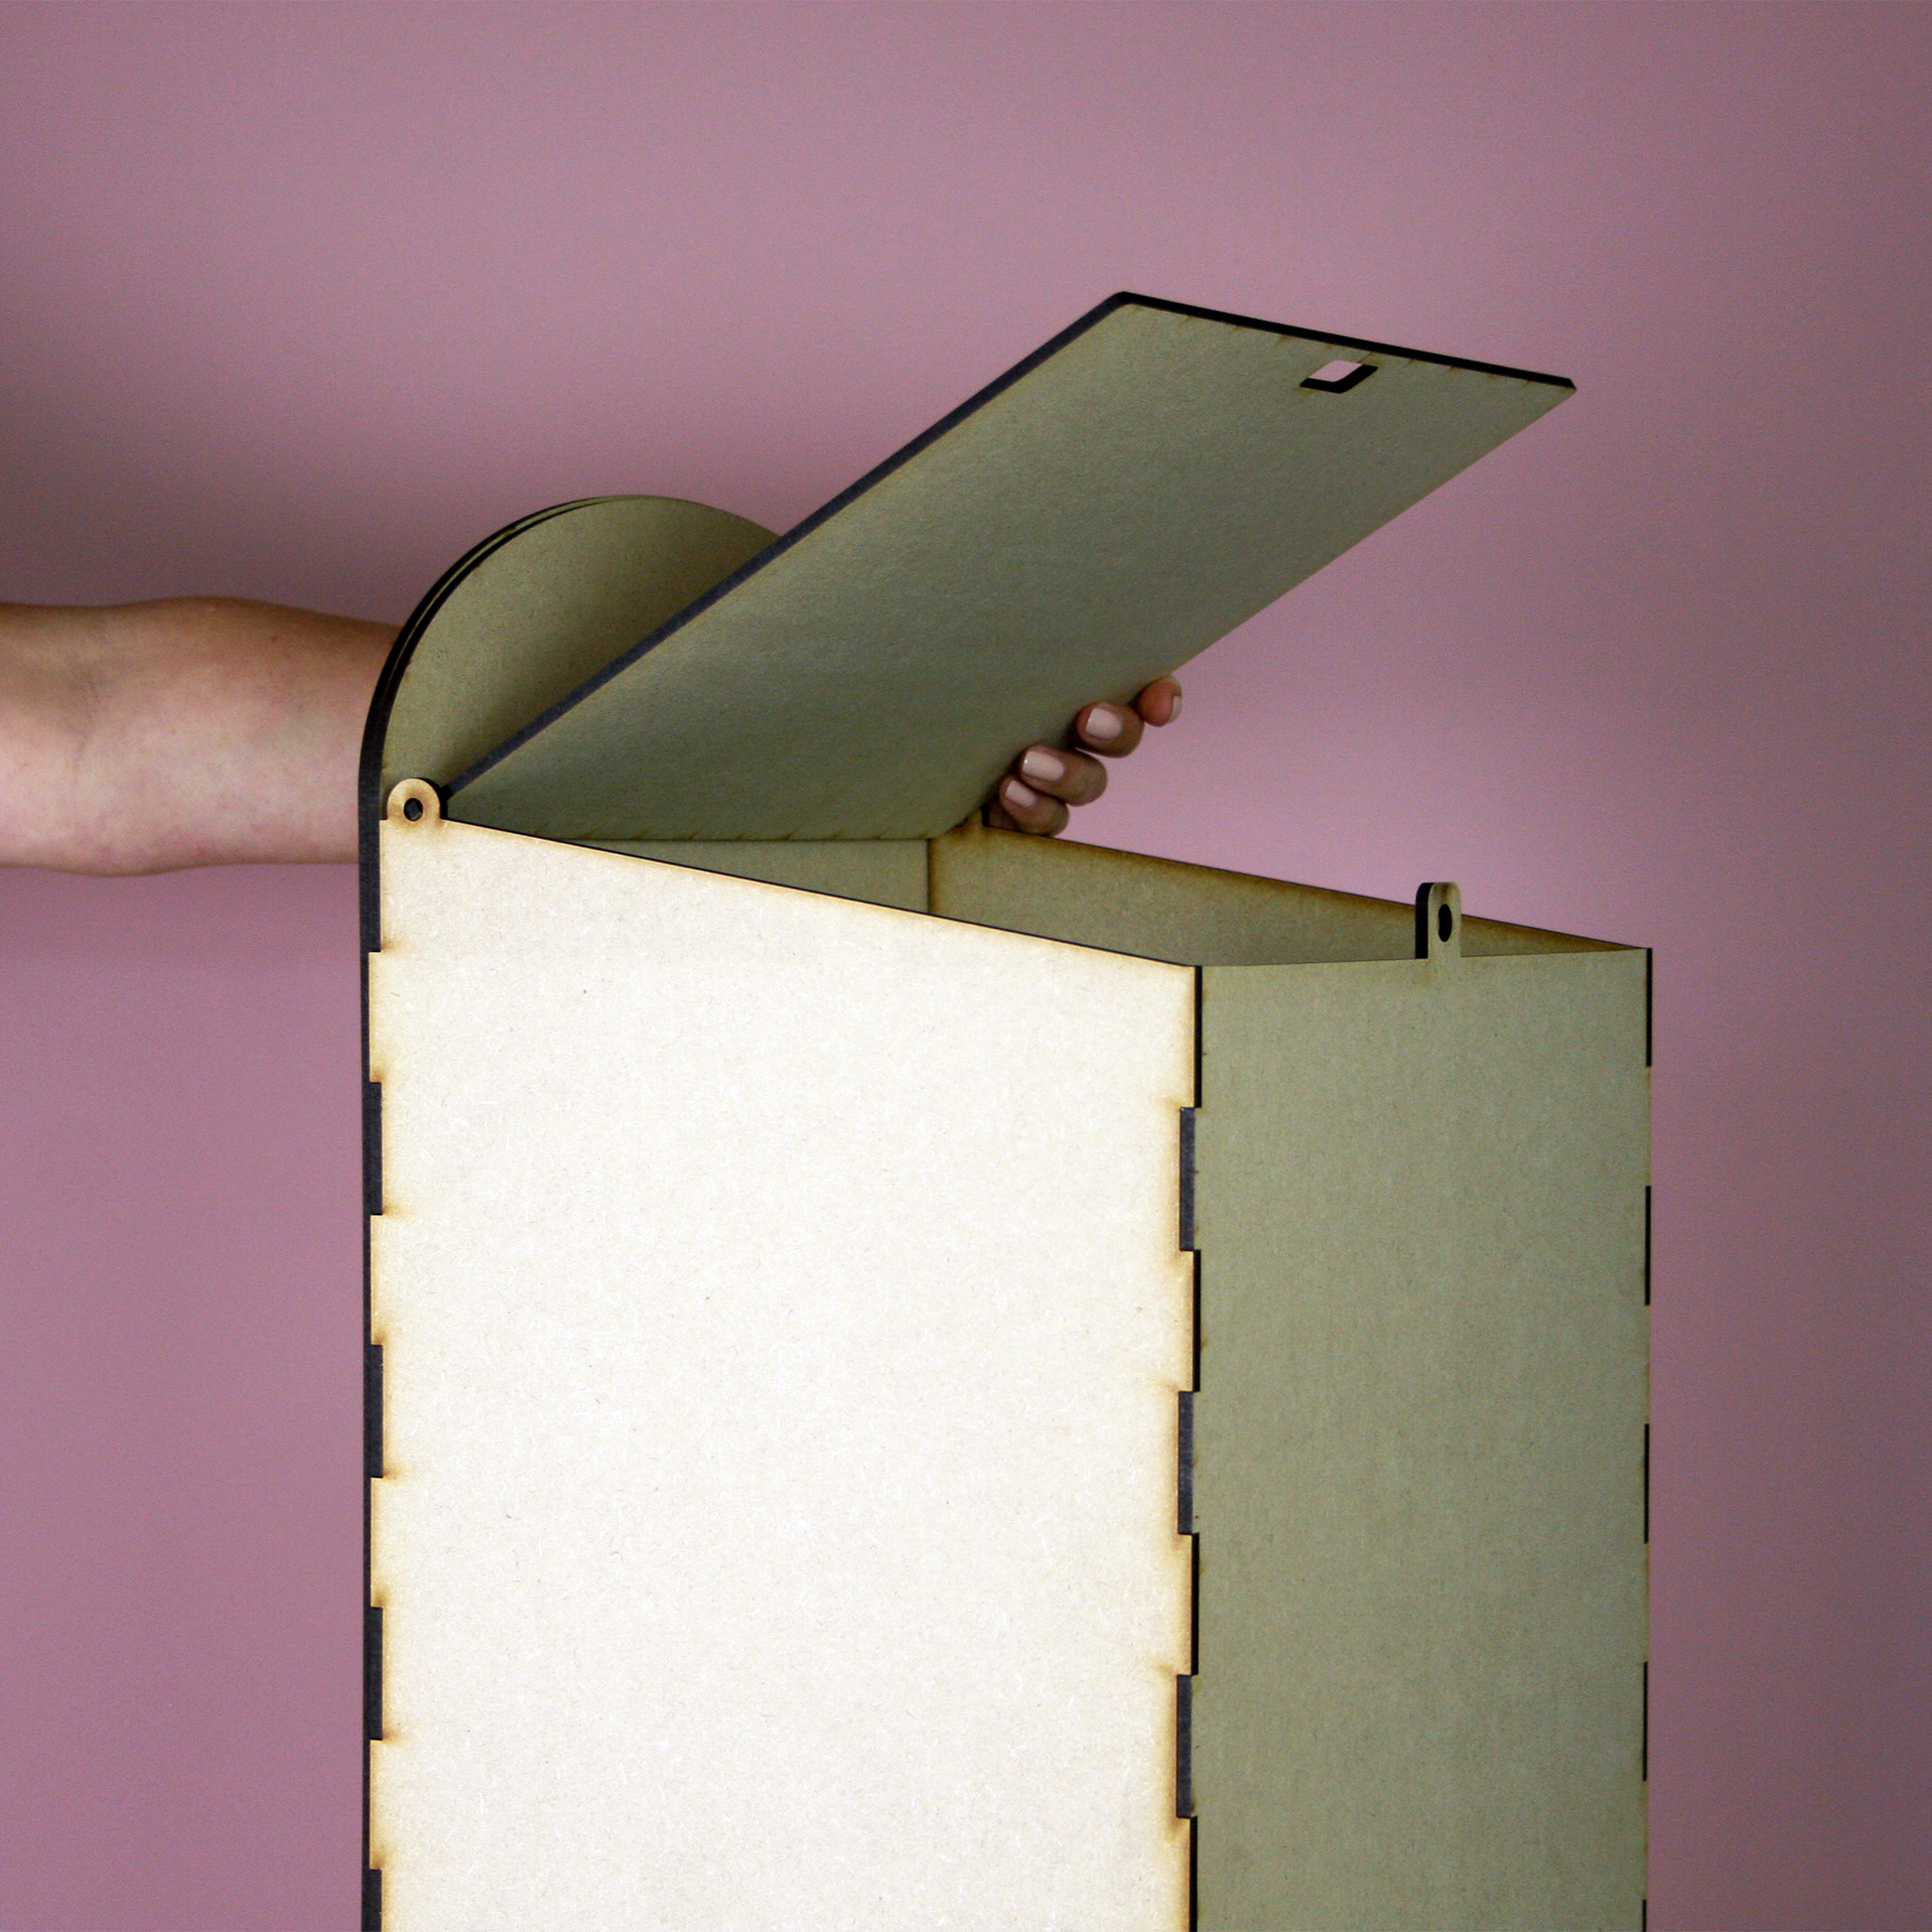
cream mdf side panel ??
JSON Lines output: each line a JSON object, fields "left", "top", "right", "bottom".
{"left": 1192, "top": 947, "right": 1649, "bottom": 1931}
{"left": 365, "top": 817, "right": 1194, "bottom": 1930}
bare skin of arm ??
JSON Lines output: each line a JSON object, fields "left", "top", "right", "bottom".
{"left": 0, "top": 598, "right": 1178, "bottom": 875}
{"left": 0, "top": 599, "right": 393, "bottom": 873}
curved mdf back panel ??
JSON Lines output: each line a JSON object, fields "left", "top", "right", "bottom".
{"left": 366, "top": 493, "right": 776, "bottom": 805}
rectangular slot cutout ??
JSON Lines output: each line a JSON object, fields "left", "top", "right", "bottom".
{"left": 1302, "top": 357, "right": 1376, "bottom": 392}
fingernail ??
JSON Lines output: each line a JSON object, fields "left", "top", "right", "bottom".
{"left": 1082, "top": 706, "right": 1125, "bottom": 742}
{"left": 1165, "top": 692, "right": 1181, "bottom": 722}
{"left": 1004, "top": 778, "right": 1039, "bottom": 809}
{"left": 1021, "top": 748, "right": 1065, "bottom": 784}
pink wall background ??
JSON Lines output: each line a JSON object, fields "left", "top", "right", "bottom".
{"left": 0, "top": 4, "right": 1925, "bottom": 1926}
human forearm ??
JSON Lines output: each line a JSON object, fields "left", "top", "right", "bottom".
{"left": 0, "top": 596, "right": 1177, "bottom": 874}
{"left": 0, "top": 598, "right": 394, "bottom": 874}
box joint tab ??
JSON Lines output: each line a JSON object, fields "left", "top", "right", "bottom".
{"left": 1175, "top": 1673, "right": 1195, "bottom": 1818}
{"left": 364, "top": 1605, "right": 383, "bottom": 1741}
{"left": 1177, "top": 1390, "right": 1195, "bottom": 1535}
{"left": 1178, "top": 1107, "right": 1197, "bottom": 1252}
{"left": 361, "top": 1080, "right": 382, "bottom": 1218}
{"left": 364, "top": 1344, "right": 384, "bottom": 1480}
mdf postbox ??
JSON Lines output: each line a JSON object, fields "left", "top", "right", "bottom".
{"left": 358, "top": 296, "right": 1649, "bottom": 1930}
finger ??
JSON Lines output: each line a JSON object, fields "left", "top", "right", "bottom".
{"left": 1015, "top": 744, "right": 1108, "bottom": 806}
{"left": 991, "top": 773, "right": 1070, "bottom": 836}
{"left": 1074, "top": 701, "right": 1145, "bottom": 758}
{"left": 1135, "top": 677, "right": 1181, "bottom": 727}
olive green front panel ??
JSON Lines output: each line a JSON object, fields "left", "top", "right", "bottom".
{"left": 1194, "top": 946, "right": 1649, "bottom": 1930}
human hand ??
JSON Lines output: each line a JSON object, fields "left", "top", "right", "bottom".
{"left": 983, "top": 678, "right": 1181, "bottom": 836}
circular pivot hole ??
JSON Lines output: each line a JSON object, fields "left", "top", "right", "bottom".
{"left": 386, "top": 778, "right": 442, "bottom": 827}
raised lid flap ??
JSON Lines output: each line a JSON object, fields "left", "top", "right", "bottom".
{"left": 440, "top": 294, "right": 1572, "bottom": 843}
